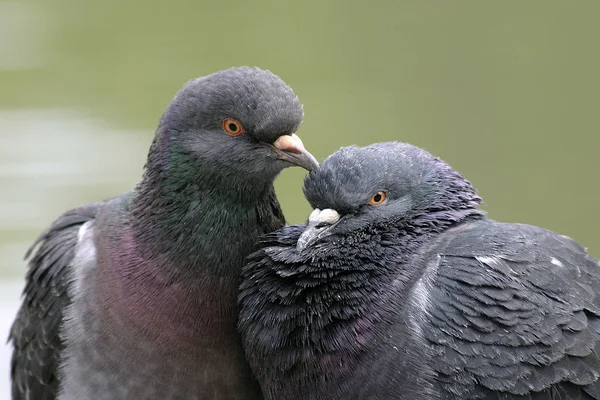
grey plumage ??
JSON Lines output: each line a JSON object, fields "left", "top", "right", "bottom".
{"left": 10, "top": 205, "right": 97, "bottom": 399}
{"left": 238, "top": 142, "right": 600, "bottom": 400}
{"left": 10, "top": 67, "right": 318, "bottom": 400}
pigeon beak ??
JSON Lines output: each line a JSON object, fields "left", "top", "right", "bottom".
{"left": 297, "top": 208, "right": 340, "bottom": 252}
{"left": 272, "top": 134, "right": 319, "bottom": 172}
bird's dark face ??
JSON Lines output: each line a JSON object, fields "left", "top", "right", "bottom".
{"left": 297, "top": 142, "right": 482, "bottom": 252}
{"left": 152, "top": 67, "right": 318, "bottom": 182}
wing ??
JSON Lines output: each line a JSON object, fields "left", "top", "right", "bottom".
{"left": 422, "top": 219, "right": 600, "bottom": 399}
{"left": 9, "top": 204, "right": 99, "bottom": 400}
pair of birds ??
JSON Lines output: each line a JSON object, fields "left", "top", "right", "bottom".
{"left": 9, "top": 67, "right": 600, "bottom": 400}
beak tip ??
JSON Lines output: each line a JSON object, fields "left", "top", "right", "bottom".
{"left": 304, "top": 153, "right": 320, "bottom": 172}
{"left": 273, "top": 134, "right": 319, "bottom": 172}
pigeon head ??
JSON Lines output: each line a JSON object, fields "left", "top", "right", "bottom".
{"left": 148, "top": 67, "right": 318, "bottom": 185}
{"left": 298, "top": 142, "right": 483, "bottom": 251}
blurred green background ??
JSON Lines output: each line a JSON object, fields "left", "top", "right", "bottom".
{"left": 0, "top": 1, "right": 599, "bottom": 303}
{"left": 1, "top": 0, "right": 599, "bottom": 275}
{"left": 0, "top": 0, "right": 598, "bottom": 393}
{"left": 2, "top": 0, "right": 600, "bottom": 275}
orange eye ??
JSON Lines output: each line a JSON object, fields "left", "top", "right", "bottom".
{"left": 222, "top": 118, "right": 246, "bottom": 136}
{"left": 369, "top": 191, "right": 387, "bottom": 205}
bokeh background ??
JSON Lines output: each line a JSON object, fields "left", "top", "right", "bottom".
{"left": 0, "top": 1, "right": 598, "bottom": 396}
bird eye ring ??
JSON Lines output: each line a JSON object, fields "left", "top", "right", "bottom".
{"left": 369, "top": 191, "right": 387, "bottom": 205}
{"left": 222, "top": 118, "right": 246, "bottom": 136}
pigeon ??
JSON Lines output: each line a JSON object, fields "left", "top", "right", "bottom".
{"left": 238, "top": 142, "right": 600, "bottom": 400}
{"left": 9, "top": 66, "right": 319, "bottom": 400}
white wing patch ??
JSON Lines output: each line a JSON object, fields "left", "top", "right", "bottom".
{"left": 70, "top": 221, "right": 97, "bottom": 306}
{"left": 475, "top": 255, "right": 504, "bottom": 267}
{"left": 551, "top": 257, "right": 564, "bottom": 268}
{"left": 407, "top": 256, "right": 437, "bottom": 339}
{"left": 411, "top": 277, "right": 431, "bottom": 315}
{"left": 475, "top": 255, "right": 521, "bottom": 275}
{"left": 58, "top": 219, "right": 98, "bottom": 398}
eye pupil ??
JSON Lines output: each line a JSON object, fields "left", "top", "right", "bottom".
{"left": 369, "top": 191, "right": 387, "bottom": 205}
{"left": 223, "top": 118, "right": 245, "bottom": 136}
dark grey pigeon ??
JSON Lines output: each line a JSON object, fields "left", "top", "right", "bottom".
{"left": 238, "top": 142, "right": 600, "bottom": 400}
{"left": 9, "top": 66, "right": 319, "bottom": 400}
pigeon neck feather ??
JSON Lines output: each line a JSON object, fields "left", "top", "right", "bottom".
{"left": 129, "top": 136, "right": 283, "bottom": 279}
